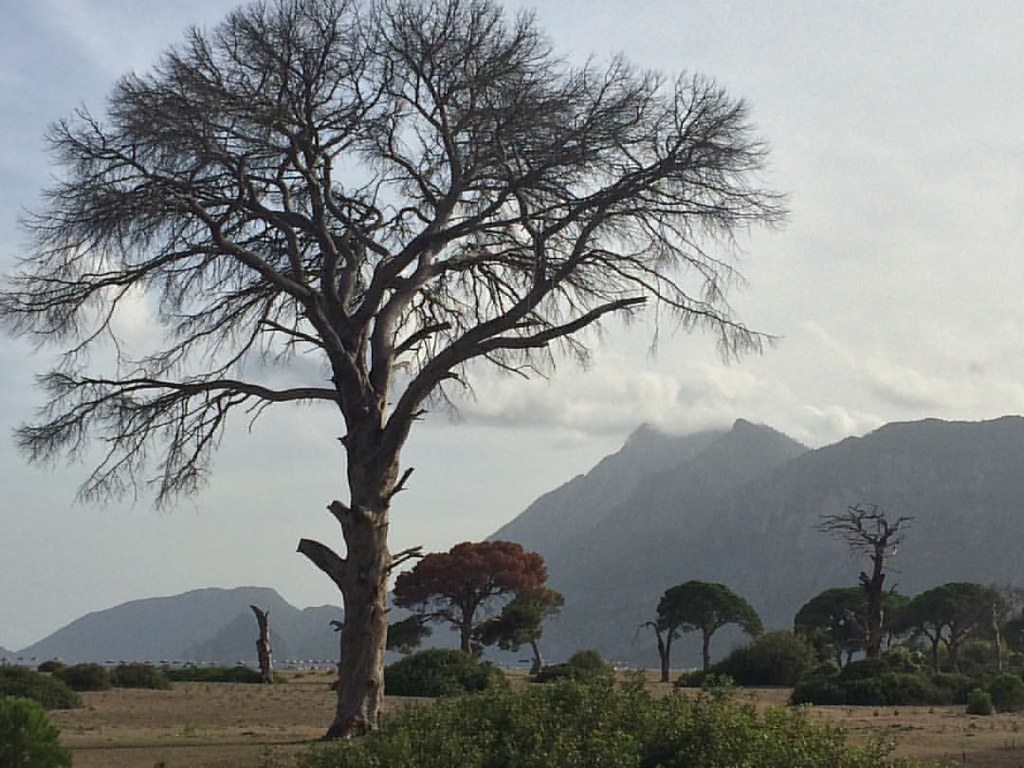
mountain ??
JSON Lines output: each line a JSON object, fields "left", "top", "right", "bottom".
{"left": 492, "top": 416, "right": 1024, "bottom": 668}
{"left": 491, "top": 423, "right": 726, "bottom": 555}
{"left": 16, "top": 586, "right": 342, "bottom": 664}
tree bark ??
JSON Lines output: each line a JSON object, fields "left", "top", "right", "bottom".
{"left": 701, "top": 628, "right": 712, "bottom": 673}
{"left": 298, "top": 424, "right": 397, "bottom": 738}
{"left": 860, "top": 565, "right": 885, "bottom": 659}
{"left": 250, "top": 605, "right": 273, "bottom": 684}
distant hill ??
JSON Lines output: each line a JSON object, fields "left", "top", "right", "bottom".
{"left": 491, "top": 416, "right": 1024, "bottom": 668}
{"left": 16, "top": 587, "right": 342, "bottom": 665}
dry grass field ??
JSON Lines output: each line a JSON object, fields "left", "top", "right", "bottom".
{"left": 46, "top": 669, "right": 1024, "bottom": 768}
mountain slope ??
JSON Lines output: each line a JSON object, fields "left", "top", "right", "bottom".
{"left": 493, "top": 416, "right": 1024, "bottom": 668}
{"left": 490, "top": 423, "right": 725, "bottom": 555}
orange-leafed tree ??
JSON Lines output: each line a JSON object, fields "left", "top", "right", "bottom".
{"left": 393, "top": 541, "right": 547, "bottom": 654}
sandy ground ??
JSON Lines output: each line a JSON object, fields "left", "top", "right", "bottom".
{"left": 45, "top": 670, "right": 1024, "bottom": 768}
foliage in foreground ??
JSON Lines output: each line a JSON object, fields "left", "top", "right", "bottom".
{"left": 0, "top": 696, "right": 72, "bottom": 768}
{"left": 0, "top": 668, "right": 80, "bottom": 710}
{"left": 383, "top": 649, "right": 505, "bottom": 698}
{"left": 300, "top": 678, "right": 916, "bottom": 768}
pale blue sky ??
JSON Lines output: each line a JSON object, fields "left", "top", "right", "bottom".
{"left": 3, "top": 0, "right": 1024, "bottom": 650}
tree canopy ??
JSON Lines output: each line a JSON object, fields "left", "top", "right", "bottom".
{"left": 0, "top": 0, "right": 783, "bottom": 736}
{"left": 393, "top": 540, "right": 547, "bottom": 653}
{"left": 474, "top": 587, "right": 563, "bottom": 673}
{"left": 905, "top": 582, "right": 1004, "bottom": 672}
{"left": 653, "top": 580, "right": 762, "bottom": 674}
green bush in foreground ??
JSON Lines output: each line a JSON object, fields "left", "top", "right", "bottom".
{"left": 300, "top": 678, "right": 915, "bottom": 768}
{"left": 965, "top": 688, "right": 994, "bottom": 716}
{"left": 163, "top": 665, "right": 266, "bottom": 684}
{"left": 110, "top": 663, "right": 171, "bottom": 690}
{"left": 384, "top": 649, "right": 505, "bottom": 697}
{"left": 0, "top": 668, "right": 81, "bottom": 710}
{"left": 53, "top": 663, "right": 111, "bottom": 692}
{"left": 0, "top": 696, "right": 72, "bottom": 768}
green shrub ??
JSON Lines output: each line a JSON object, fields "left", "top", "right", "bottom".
{"left": 987, "top": 672, "right": 1024, "bottom": 712}
{"left": 0, "top": 697, "right": 72, "bottom": 768}
{"left": 110, "top": 663, "right": 171, "bottom": 690}
{"left": 707, "top": 630, "right": 815, "bottom": 686}
{"left": 533, "top": 649, "right": 615, "bottom": 685}
{"left": 53, "top": 663, "right": 111, "bottom": 692}
{"left": 34, "top": 661, "right": 64, "bottom": 675}
{"left": 792, "top": 658, "right": 948, "bottom": 706}
{"left": 299, "top": 678, "right": 916, "bottom": 768}
{"left": 966, "top": 688, "right": 994, "bottom": 716}
{"left": 163, "top": 665, "right": 266, "bottom": 684}
{"left": 929, "top": 673, "right": 974, "bottom": 705}
{"left": 0, "top": 668, "right": 80, "bottom": 710}
{"left": 384, "top": 649, "right": 505, "bottom": 697}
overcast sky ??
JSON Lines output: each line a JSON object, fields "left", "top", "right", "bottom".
{"left": 2, "top": 0, "right": 1023, "bottom": 651}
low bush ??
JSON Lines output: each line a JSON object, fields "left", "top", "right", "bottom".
{"left": 966, "top": 688, "right": 994, "bottom": 716}
{"left": 53, "top": 663, "right": 111, "bottom": 692}
{"left": 533, "top": 649, "right": 615, "bottom": 685}
{"left": 299, "top": 678, "right": 917, "bottom": 768}
{"left": 987, "top": 672, "right": 1024, "bottom": 712}
{"left": 0, "top": 668, "right": 81, "bottom": 710}
{"left": 792, "top": 658, "right": 950, "bottom": 706}
{"left": 702, "top": 630, "right": 815, "bottom": 687}
{"left": 0, "top": 696, "right": 72, "bottom": 768}
{"left": 384, "top": 649, "right": 505, "bottom": 697}
{"left": 34, "top": 661, "right": 64, "bottom": 675}
{"left": 163, "top": 665, "right": 266, "bottom": 684}
{"left": 110, "top": 663, "right": 171, "bottom": 690}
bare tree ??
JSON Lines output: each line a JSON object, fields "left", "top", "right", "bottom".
{"left": 818, "top": 505, "right": 912, "bottom": 659}
{"left": 250, "top": 605, "right": 273, "bottom": 684}
{"left": 0, "top": 0, "right": 783, "bottom": 736}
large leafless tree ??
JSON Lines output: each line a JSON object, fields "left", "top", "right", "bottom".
{"left": 0, "top": 0, "right": 784, "bottom": 736}
{"left": 818, "top": 505, "right": 913, "bottom": 659}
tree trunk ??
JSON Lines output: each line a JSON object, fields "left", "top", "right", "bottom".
{"left": 655, "top": 630, "right": 672, "bottom": 683}
{"left": 993, "top": 603, "right": 1003, "bottom": 672}
{"left": 460, "top": 621, "right": 474, "bottom": 654}
{"left": 250, "top": 605, "right": 273, "bottom": 684}
{"left": 298, "top": 452, "right": 395, "bottom": 738}
{"left": 929, "top": 635, "right": 941, "bottom": 673}
{"left": 860, "top": 565, "right": 885, "bottom": 659}
{"left": 327, "top": 508, "right": 390, "bottom": 739}
{"left": 529, "top": 639, "right": 543, "bottom": 675}
{"left": 701, "top": 629, "right": 712, "bottom": 673}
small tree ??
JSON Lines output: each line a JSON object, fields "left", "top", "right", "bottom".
{"left": 818, "top": 505, "right": 912, "bottom": 659}
{"left": 474, "top": 587, "right": 563, "bottom": 673}
{"left": 0, "top": 696, "right": 72, "bottom": 768}
{"left": 393, "top": 541, "right": 547, "bottom": 653}
{"left": 649, "top": 580, "right": 762, "bottom": 676}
